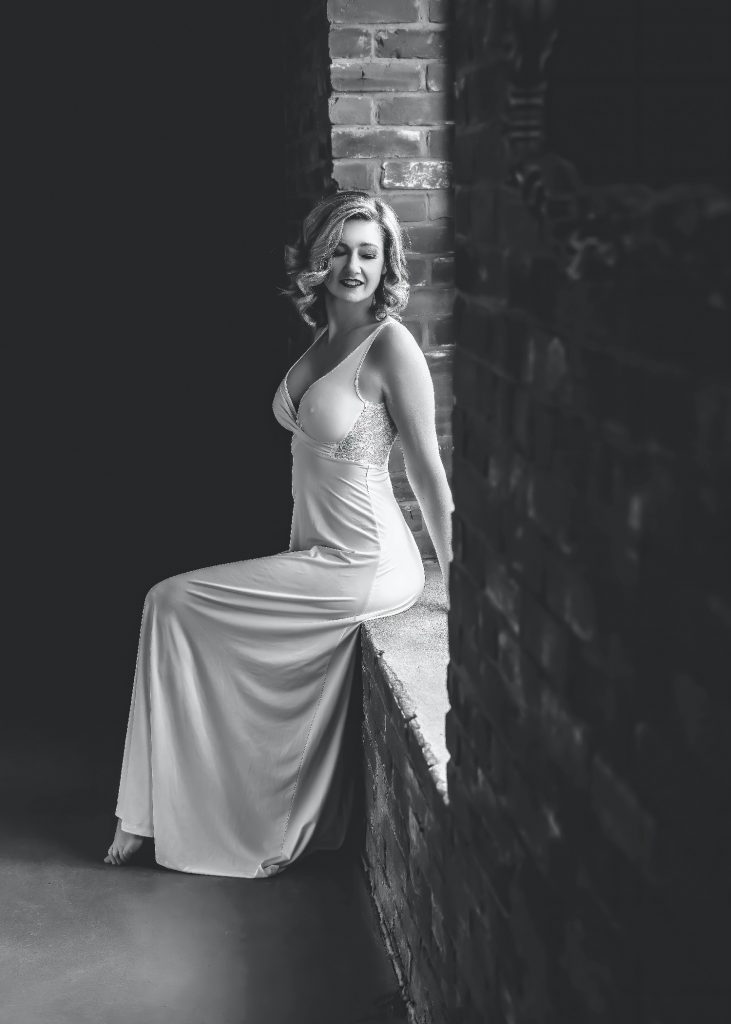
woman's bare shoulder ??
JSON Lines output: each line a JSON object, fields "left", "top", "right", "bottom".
{"left": 369, "top": 319, "right": 426, "bottom": 372}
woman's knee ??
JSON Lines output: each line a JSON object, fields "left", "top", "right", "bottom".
{"left": 145, "top": 575, "right": 189, "bottom": 617}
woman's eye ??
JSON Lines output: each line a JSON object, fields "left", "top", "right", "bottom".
{"left": 362, "top": 253, "right": 378, "bottom": 259}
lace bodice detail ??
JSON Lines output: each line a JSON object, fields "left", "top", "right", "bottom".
{"left": 331, "top": 401, "right": 397, "bottom": 467}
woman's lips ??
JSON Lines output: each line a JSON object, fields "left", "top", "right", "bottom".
{"left": 340, "top": 278, "right": 363, "bottom": 287}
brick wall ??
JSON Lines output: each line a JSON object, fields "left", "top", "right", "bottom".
{"left": 289, "top": 4, "right": 730, "bottom": 1020}
{"left": 360, "top": 622, "right": 451, "bottom": 1023}
{"left": 445, "top": 1, "right": 731, "bottom": 1022}
{"left": 547, "top": 0, "right": 731, "bottom": 189}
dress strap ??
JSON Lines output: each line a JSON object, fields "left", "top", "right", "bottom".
{"left": 354, "top": 318, "right": 391, "bottom": 402}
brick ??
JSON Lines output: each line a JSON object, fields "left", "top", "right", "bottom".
{"left": 375, "top": 28, "right": 448, "bottom": 60}
{"left": 486, "top": 562, "right": 521, "bottom": 634}
{"left": 426, "top": 125, "right": 453, "bottom": 158}
{"left": 386, "top": 192, "right": 428, "bottom": 222}
{"left": 591, "top": 756, "right": 658, "bottom": 875}
{"left": 496, "top": 629, "right": 527, "bottom": 709}
{"left": 400, "top": 500, "right": 424, "bottom": 531}
{"left": 540, "top": 688, "right": 591, "bottom": 786}
{"left": 332, "top": 127, "right": 422, "bottom": 159}
{"left": 331, "top": 61, "right": 422, "bottom": 93}
{"left": 428, "top": 0, "right": 449, "bottom": 22}
{"left": 404, "top": 220, "right": 454, "bottom": 252}
{"left": 425, "top": 347, "right": 454, "bottom": 401}
{"left": 407, "top": 255, "right": 429, "bottom": 286}
{"left": 329, "top": 95, "right": 373, "bottom": 125}
{"left": 426, "top": 62, "right": 449, "bottom": 92}
{"left": 329, "top": 27, "right": 372, "bottom": 58}
{"left": 523, "top": 591, "right": 571, "bottom": 687}
{"left": 405, "top": 288, "right": 455, "bottom": 317}
{"left": 428, "top": 191, "right": 454, "bottom": 219}
{"left": 427, "top": 317, "right": 454, "bottom": 348}
{"left": 328, "top": 0, "right": 419, "bottom": 23}
{"left": 544, "top": 552, "right": 596, "bottom": 642}
{"left": 432, "top": 256, "right": 455, "bottom": 286}
{"left": 381, "top": 159, "right": 452, "bottom": 189}
{"left": 377, "top": 93, "right": 452, "bottom": 125}
{"left": 332, "top": 159, "right": 375, "bottom": 190}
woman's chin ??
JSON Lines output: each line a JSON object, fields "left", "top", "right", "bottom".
{"left": 329, "top": 287, "right": 374, "bottom": 307}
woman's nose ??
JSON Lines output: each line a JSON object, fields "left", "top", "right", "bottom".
{"left": 345, "top": 252, "right": 361, "bottom": 274}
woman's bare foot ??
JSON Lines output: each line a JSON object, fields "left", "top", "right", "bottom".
{"left": 104, "top": 819, "right": 146, "bottom": 865}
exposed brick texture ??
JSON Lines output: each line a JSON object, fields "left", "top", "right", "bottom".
{"left": 360, "top": 623, "right": 451, "bottom": 1024}
{"left": 375, "top": 28, "right": 448, "bottom": 60}
{"left": 331, "top": 60, "right": 423, "bottom": 93}
{"left": 380, "top": 159, "right": 452, "bottom": 190}
{"left": 329, "top": 95, "right": 373, "bottom": 125}
{"left": 328, "top": 0, "right": 420, "bottom": 24}
{"left": 329, "top": 27, "right": 372, "bottom": 58}
{"left": 377, "top": 93, "right": 452, "bottom": 125}
{"left": 285, "top": 4, "right": 731, "bottom": 1024}
{"left": 332, "top": 127, "right": 423, "bottom": 159}
{"left": 328, "top": 0, "right": 456, "bottom": 559}
{"left": 442, "top": 1, "right": 731, "bottom": 1022}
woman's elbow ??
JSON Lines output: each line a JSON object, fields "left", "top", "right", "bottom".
{"left": 405, "top": 452, "right": 449, "bottom": 500}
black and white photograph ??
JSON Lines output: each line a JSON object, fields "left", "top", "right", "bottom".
{"left": 2, "top": 1, "right": 730, "bottom": 1022}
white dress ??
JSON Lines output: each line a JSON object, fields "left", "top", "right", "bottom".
{"left": 114, "top": 319, "right": 425, "bottom": 877}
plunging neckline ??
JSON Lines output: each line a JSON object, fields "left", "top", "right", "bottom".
{"left": 283, "top": 321, "right": 386, "bottom": 420}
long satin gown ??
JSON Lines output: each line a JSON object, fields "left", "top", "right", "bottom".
{"left": 115, "top": 318, "right": 425, "bottom": 877}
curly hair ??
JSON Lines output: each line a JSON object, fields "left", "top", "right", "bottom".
{"left": 284, "top": 191, "right": 410, "bottom": 327}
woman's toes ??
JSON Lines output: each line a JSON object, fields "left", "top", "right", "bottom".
{"left": 105, "top": 844, "right": 120, "bottom": 865}
{"left": 104, "top": 823, "right": 145, "bottom": 866}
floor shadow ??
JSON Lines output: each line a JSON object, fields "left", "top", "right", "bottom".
{"left": 0, "top": 728, "right": 408, "bottom": 1024}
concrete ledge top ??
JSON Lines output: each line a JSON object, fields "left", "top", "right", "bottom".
{"left": 362, "top": 562, "right": 450, "bottom": 795}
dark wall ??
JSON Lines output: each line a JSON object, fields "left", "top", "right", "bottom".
{"left": 14, "top": 11, "right": 290, "bottom": 760}
{"left": 282, "top": 0, "right": 335, "bottom": 359}
{"left": 547, "top": 0, "right": 731, "bottom": 188}
{"left": 447, "top": 1, "right": 731, "bottom": 1022}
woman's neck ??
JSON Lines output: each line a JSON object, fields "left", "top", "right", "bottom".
{"left": 323, "top": 296, "right": 378, "bottom": 344}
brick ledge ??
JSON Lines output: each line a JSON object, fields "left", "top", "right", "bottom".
{"left": 361, "top": 562, "right": 450, "bottom": 797}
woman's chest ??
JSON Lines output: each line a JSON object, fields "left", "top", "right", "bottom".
{"left": 288, "top": 345, "right": 382, "bottom": 410}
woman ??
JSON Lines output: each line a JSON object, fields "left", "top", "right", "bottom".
{"left": 105, "top": 191, "right": 453, "bottom": 876}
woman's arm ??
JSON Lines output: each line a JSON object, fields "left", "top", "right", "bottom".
{"left": 371, "top": 322, "right": 454, "bottom": 596}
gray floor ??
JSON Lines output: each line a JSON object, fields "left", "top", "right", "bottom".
{"left": 0, "top": 730, "right": 406, "bottom": 1024}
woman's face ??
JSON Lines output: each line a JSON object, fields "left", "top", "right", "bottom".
{"left": 323, "top": 218, "right": 385, "bottom": 308}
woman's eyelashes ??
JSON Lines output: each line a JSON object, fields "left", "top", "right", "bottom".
{"left": 334, "top": 248, "right": 380, "bottom": 260}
